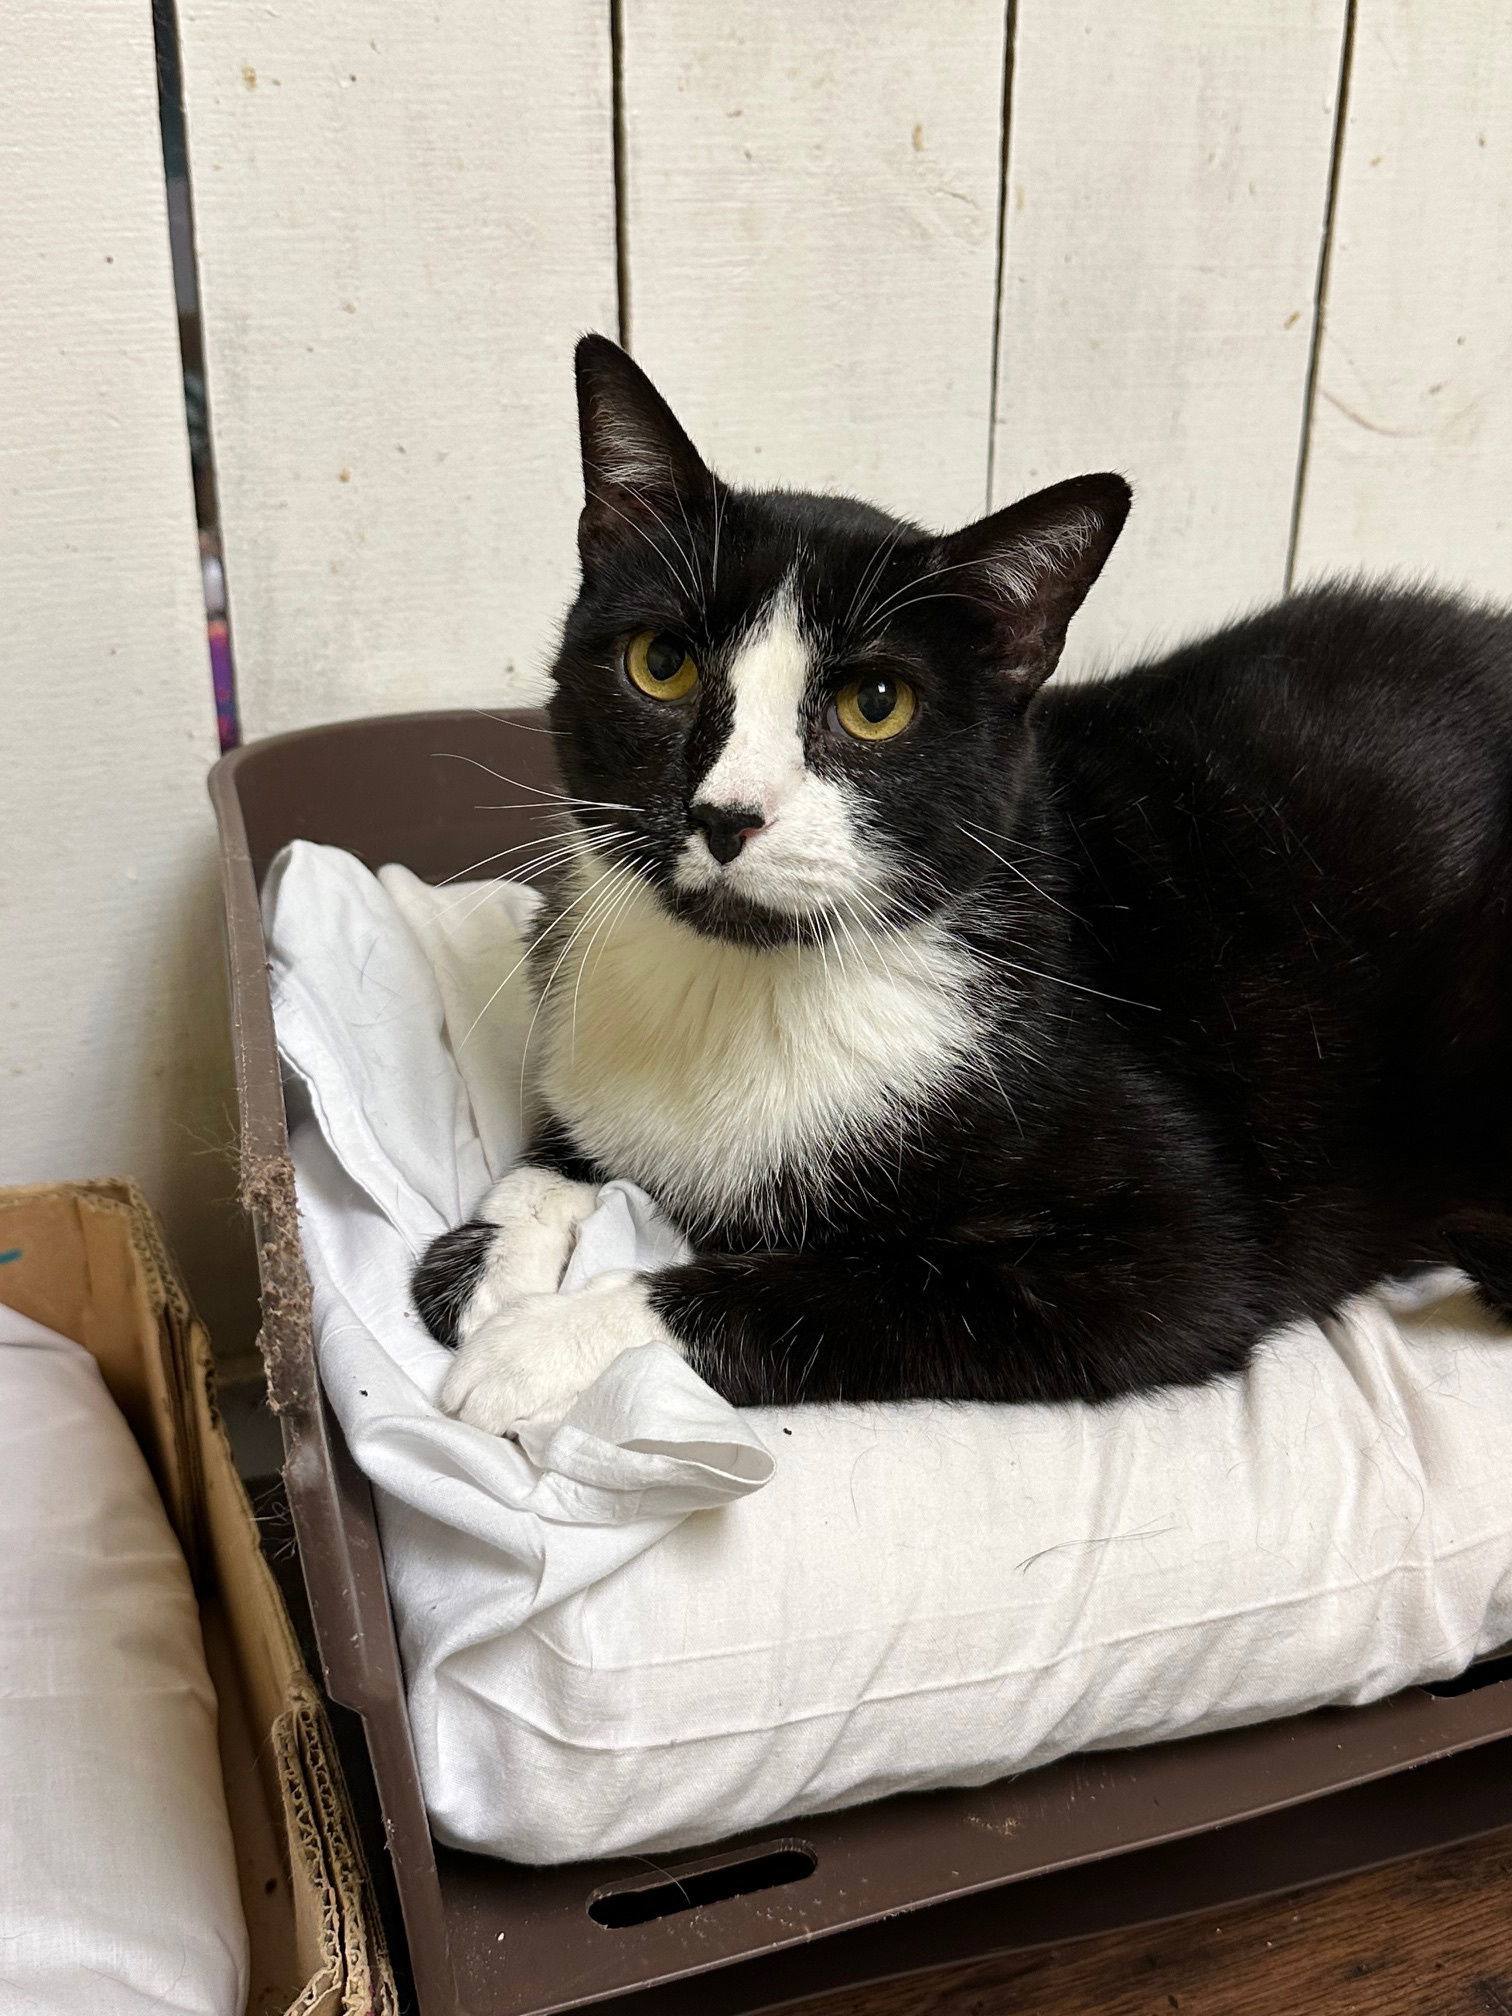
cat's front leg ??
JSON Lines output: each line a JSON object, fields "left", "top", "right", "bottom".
{"left": 412, "top": 1164, "right": 601, "bottom": 1349}
{"left": 434, "top": 1201, "right": 1257, "bottom": 1429}
{"left": 646, "top": 1236, "right": 1258, "bottom": 1407}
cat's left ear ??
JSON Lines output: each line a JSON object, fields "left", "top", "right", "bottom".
{"left": 935, "top": 473, "right": 1131, "bottom": 691}
{"left": 574, "top": 335, "right": 713, "bottom": 561}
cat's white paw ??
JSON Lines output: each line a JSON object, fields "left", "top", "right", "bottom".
{"left": 440, "top": 1270, "right": 681, "bottom": 1433}
{"left": 413, "top": 1166, "right": 601, "bottom": 1351}
{"left": 465, "top": 1165, "right": 602, "bottom": 1325}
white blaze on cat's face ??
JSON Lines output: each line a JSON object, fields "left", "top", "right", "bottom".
{"left": 673, "top": 583, "right": 867, "bottom": 920}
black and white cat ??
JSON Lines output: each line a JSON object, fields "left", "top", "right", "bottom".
{"left": 415, "top": 334, "right": 1512, "bottom": 1432}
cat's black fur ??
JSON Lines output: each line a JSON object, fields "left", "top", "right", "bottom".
{"left": 414, "top": 336, "right": 1512, "bottom": 1407}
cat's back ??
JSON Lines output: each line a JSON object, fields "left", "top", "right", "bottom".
{"left": 1035, "top": 582, "right": 1512, "bottom": 901}
{"left": 1041, "top": 582, "right": 1512, "bottom": 755}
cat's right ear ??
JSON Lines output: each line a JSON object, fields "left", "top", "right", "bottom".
{"left": 574, "top": 335, "right": 712, "bottom": 561}
{"left": 936, "top": 473, "right": 1131, "bottom": 691}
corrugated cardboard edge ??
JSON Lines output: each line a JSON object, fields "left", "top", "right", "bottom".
{"left": 0, "top": 1180, "right": 397, "bottom": 2016}
{"left": 275, "top": 1681, "right": 393, "bottom": 2016}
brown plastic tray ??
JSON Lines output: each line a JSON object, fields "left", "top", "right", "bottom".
{"left": 211, "top": 710, "right": 1512, "bottom": 2016}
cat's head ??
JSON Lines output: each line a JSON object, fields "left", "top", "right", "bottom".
{"left": 546, "top": 336, "right": 1128, "bottom": 948}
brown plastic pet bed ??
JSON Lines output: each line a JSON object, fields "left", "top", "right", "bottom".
{"left": 211, "top": 708, "right": 1512, "bottom": 2016}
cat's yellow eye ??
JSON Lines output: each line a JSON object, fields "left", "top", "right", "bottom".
{"left": 833, "top": 674, "right": 917, "bottom": 742}
{"left": 626, "top": 629, "right": 699, "bottom": 701}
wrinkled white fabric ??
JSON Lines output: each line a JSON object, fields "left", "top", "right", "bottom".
{"left": 0, "top": 1303, "right": 248, "bottom": 2014}
{"left": 267, "top": 840, "right": 1512, "bottom": 1865}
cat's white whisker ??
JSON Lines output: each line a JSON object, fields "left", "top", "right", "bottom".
{"left": 432, "top": 750, "right": 633, "bottom": 806}
{"left": 628, "top": 484, "right": 703, "bottom": 610}
{"left": 670, "top": 475, "right": 709, "bottom": 616}
{"left": 468, "top": 708, "right": 563, "bottom": 737}
{"left": 569, "top": 865, "right": 645, "bottom": 1064}
{"left": 431, "top": 819, "right": 624, "bottom": 895}
{"left": 861, "top": 554, "right": 985, "bottom": 633}
{"left": 455, "top": 833, "right": 647, "bottom": 1052}
{"left": 590, "top": 482, "right": 702, "bottom": 608}
{"left": 514, "top": 858, "right": 648, "bottom": 1094}
{"left": 957, "top": 820, "right": 1079, "bottom": 919}
{"left": 845, "top": 520, "right": 912, "bottom": 633}
{"left": 861, "top": 587, "right": 1001, "bottom": 629}
{"left": 434, "top": 823, "right": 635, "bottom": 922}
{"left": 708, "top": 469, "right": 725, "bottom": 604}
{"left": 472, "top": 799, "right": 637, "bottom": 814}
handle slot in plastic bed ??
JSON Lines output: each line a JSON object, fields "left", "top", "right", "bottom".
{"left": 588, "top": 1842, "right": 818, "bottom": 1928}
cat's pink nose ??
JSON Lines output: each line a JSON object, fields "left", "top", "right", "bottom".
{"left": 690, "top": 802, "right": 767, "bottom": 866}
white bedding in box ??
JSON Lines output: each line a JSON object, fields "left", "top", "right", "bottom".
{"left": 0, "top": 1304, "right": 247, "bottom": 2014}
{"left": 266, "top": 840, "right": 1512, "bottom": 1866}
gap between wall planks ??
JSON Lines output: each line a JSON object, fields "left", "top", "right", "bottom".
{"left": 1291, "top": 0, "right": 1512, "bottom": 595}
{"left": 176, "top": 0, "right": 618, "bottom": 741}
{"left": 993, "top": 0, "right": 1352, "bottom": 680}
{"left": 0, "top": 0, "right": 254, "bottom": 1351}
{"left": 617, "top": 0, "right": 1009, "bottom": 535}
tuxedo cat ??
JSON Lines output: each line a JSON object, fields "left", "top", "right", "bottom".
{"left": 414, "top": 334, "right": 1512, "bottom": 1432}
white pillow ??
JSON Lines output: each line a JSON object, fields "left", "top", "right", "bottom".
{"left": 267, "top": 840, "right": 1512, "bottom": 1864}
{"left": 0, "top": 1303, "right": 248, "bottom": 2014}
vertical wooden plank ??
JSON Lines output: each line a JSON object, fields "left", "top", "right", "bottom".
{"left": 0, "top": 0, "right": 249, "bottom": 1341}
{"left": 620, "top": 1, "right": 1009, "bottom": 531}
{"left": 177, "top": 0, "right": 618, "bottom": 740}
{"left": 1292, "top": 1, "right": 1512, "bottom": 591}
{"left": 993, "top": 3, "right": 1350, "bottom": 677}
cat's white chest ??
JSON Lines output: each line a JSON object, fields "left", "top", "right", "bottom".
{"left": 534, "top": 864, "right": 981, "bottom": 1226}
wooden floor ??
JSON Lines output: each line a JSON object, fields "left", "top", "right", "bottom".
{"left": 786, "top": 1825, "right": 1512, "bottom": 2016}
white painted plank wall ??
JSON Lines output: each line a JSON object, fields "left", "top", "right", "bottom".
{"left": 993, "top": 2, "right": 1350, "bottom": 678}
{"left": 180, "top": 1, "right": 1512, "bottom": 727}
{"left": 1293, "top": 0, "right": 1512, "bottom": 594}
{"left": 178, "top": 0, "right": 618, "bottom": 738}
{"left": 619, "top": 0, "right": 1009, "bottom": 532}
{"left": 0, "top": 0, "right": 251, "bottom": 1345}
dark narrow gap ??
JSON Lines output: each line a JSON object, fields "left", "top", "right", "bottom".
{"left": 588, "top": 1846, "right": 817, "bottom": 1928}
{"left": 1423, "top": 1650, "right": 1512, "bottom": 1699}
{"left": 152, "top": 0, "right": 242, "bottom": 751}
{"left": 983, "top": 0, "right": 1019, "bottom": 514}
{"left": 610, "top": 0, "right": 632, "bottom": 350}
{"left": 1284, "top": 0, "right": 1358, "bottom": 594}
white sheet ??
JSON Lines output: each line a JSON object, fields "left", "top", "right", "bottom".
{"left": 0, "top": 1303, "right": 248, "bottom": 2014}
{"left": 266, "top": 840, "right": 1512, "bottom": 1864}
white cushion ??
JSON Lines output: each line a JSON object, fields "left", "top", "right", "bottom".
{"left": 267, "top": 840, "right": 1512, "bottom": 1864}
{"left": 0, "top": 1303, "right": 248, "bottom": 2013}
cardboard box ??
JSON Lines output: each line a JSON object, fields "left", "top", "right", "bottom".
{"left": 0, "top": 1179, "right": 396, "bottom": 2016}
